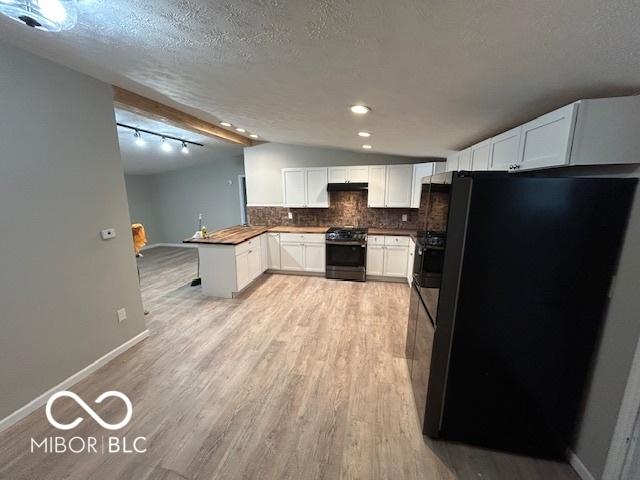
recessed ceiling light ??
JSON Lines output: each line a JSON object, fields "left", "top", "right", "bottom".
{"left": 358, "top": 132, "right": 371, "bottom": 138}
{"left": 362, "top": 144, "right": 372, "bottom": 150}
{"left": 220, "top": 122, "right": 232, "bottom": 127}
{"left": 236, "top": 128, "right": 246, "bottom": 133}
{"left": 350, "top": 105, "right": 371, "bottom": 115}
{"left": 249, "top": 134, "right": 259, "bottom": 139}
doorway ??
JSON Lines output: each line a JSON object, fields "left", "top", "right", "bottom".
{"left": 239, "top": 175, "right": 248, "bottom": 225}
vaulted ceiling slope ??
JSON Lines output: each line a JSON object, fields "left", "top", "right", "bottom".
{"left": 1, "top": 0, "right": 639, "bottom": 157}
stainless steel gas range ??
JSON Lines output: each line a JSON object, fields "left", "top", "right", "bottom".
{"left": 325, "top": 227, "right": 368, "bottom": 282}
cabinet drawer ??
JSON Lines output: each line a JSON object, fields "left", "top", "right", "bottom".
{"left": 368, "top": 235, "right": 385, "bottom": 245}
{"left": 384, "top": 236, "right": 410, "bottom": 246}
{"left": 279, "top": 232, "right": 325, "bottom": 244}
{"left": 235, "top": 237, "right": 259, "bottom": 256}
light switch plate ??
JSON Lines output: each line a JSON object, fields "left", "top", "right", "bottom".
{"left": 101, "top": 228, "right": 116, "bottom": 240}
{"left": 117, "top": 308, "right": 127, "bottom": 323}
{"left": 288, "top": 212, "right": 293, "bottom": 219}
{"left": 402, "top": 214, "right": 408, "bottom": 222}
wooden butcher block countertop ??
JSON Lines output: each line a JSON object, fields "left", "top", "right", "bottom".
{"left": 184, "top": 226, "right": 268, "bottom": 245}
{"left": 267, "top": 226, "right": 330, "bottom": 234}
{"left": 368, "top": 228, "right": 418, "bottom": 238}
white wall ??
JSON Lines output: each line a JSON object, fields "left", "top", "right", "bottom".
{"left": 124, "top": 152, "right": 245, "bottom": 245}
{"left": 244, "top": 142, "right": 439, "bottom": 206}
{"left": 125, "top": 174, "right": 161, "bottom": 244}
{"left": 0, "top": 44, "right": 146, "bottom": 420}
{"left": 532, "top": 165, "right": 640, "bottom": 480}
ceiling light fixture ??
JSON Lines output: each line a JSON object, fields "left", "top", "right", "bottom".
{"left": 161, "top": 138, "right": 173, "bottom": 153}
{"left": 235, "top": 128, "right": 246, "bottom": 133}
{"left": 220, "top": 122, "right": 232, "bottom": 127}
{"left": 133, "top": 130, "right": 146, "bottom": 147}
{"left": 117, "top": 123, "right": 203, "bottom": 155}
{"left": 249, "top": 134, "right": 259, "bottom": 139}
{"left": 0, "top": 0, "right": 78, "bottom": 32}
{"left": 358, "top": 132, "right": 371, "bottom": 137}
{"left": 362, "top": 144, "right": 372, "bottom": 150}
{"left": 350, "top": 105, "right": 371, "bottom": 115}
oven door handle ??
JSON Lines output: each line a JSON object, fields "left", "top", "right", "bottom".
{"left": 326, "top": 240, "right": 367, "bottom": 246}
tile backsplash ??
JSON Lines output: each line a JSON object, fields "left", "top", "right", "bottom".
{"left": 248, "top": 187, "right": 442, "bottom": 230}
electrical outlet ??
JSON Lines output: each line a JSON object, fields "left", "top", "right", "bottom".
{"left": 101, "top": 228, "right": 116, "bottom": 240}
{"left": 288, "top": 212, "right": 293, "bottom": 219}
{"left": 117, "top": 308, "right": 127, "bottom": 323}
{"left": 402, "top": 214, "right": 408, "bottom": 222}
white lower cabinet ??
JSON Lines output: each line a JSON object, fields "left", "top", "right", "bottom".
{"left": 236, "top": 241, "right": 262, "bottom": 291}
{"left": 266, "top": 232, "right": 281, "bottom": 270}
{"left": 235, "top": 250, "right": 251, "bottom": 291}
{"left": 280, "top": 236, "right": 325, "bottom": 273}
{"left": 367, "top": 236, "right": 409, "bottom": 279}
{"left": 280, "top": 242, "right": 305, "bottom": 271}
{"left": 303, "top": 243, "right": 326, "bottom": 272}
{"left": 384, "top": 245, "right": 409, "bottom": 277}
{"left": 407, "top": 238, "right": 416, "bottom": 285}
{"left": 259, "top": 233, "right": 268, "bottom": 272}
{"left": 248, "top": 246, "right": 262, "bottom": 281}
{"left": 366, "top": 245, "right": 385, "bottom": 276}
{"left": 199, "top": 235, "right": 266, "bottom": 298}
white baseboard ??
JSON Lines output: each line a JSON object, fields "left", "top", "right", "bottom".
{"left": 141, "top": 243, "right": 197, "bottom": 251}
{"left": 568, "top": 450, "right": 596, "bottom": 480}
{"left": 0, "top": 329, "right": 150, "bottom": 433}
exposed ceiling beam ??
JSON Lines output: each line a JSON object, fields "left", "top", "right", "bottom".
{"left": 112, "top": 86, "right": 253, "bottom": 147}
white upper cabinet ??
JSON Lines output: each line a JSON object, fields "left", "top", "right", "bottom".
{"left": 282, "top": 168, "right": 306, "bottom": 207}
{"left": 489, "top": 126, "right": 521, "bottom": 171}
{"left": 385, "top": 164, "right": 413, "bottom": 208}
{"left": 470, "top": 140, "right": 491, "bottom": 171}
{"left": 305, "top": 168, "right": 329, "bottom": 207}
{"left": 411, "top": 163, "right": 434, "bottom": 208}
{"left": 367, "top": 165, "right": 387, "bottom": 208}
{"left": 328, "top": 165, "right": 369, "bottom": 183}
{"left": 517, "top": 103, "right": 578, "bottom": 171}
{"left": 446, "top": 152, "right": 459, "bottom": 172}
{"left": 348, "top": 165, "right": 370, "bottom": 182}
{"left": 328, "top": 166, "right": 348, "bottom": 183}
{"left": 458, "top": 148, "right": 472, "bottom": 170}
{"left": 282, "top": 167, "right": 328, "bottom": 208}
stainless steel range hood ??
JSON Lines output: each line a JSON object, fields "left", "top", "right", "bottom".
{"left": 327, "top": 182, "right": 368, "bottom": 192}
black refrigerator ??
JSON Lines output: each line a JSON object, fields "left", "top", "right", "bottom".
{"left": 406, "top": 171, "right": 637, "bottom": 458}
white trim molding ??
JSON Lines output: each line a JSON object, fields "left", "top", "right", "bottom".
{"left": 569, "top": 450, "right": 597, "bottom": 480}
{"left": 246, "top": 203, "right": 284, "bottom": 207}
{"left": 603, "top": 334, "right": 640, "bottom": 479}
{"left": 0, "top": 329, "right": 150, "bottom": 433}
{"left": 141, "top": 243, "right": 197, "bottom": 251}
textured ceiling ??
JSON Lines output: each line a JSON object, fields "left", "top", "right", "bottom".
{"left": 1, "top": 0, "right": 640, "bottom": 157}
{"left": 116, "top": 109, "right": 242, "bottom": 174}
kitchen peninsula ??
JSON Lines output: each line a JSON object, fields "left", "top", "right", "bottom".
{"left": 185, "top": 225, "right": 331, "bottom": 298}
{"left": 185, "top": 224, "right": 417, "bottom": 298}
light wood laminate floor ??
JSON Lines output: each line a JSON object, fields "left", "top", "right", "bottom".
{"left": 0, "top": 247, "right": 579, "bottom": 480}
